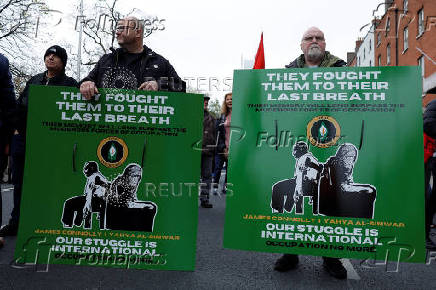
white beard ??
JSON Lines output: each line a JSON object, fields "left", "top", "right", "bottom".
{"left": 307, "top": 46, "right": 324, "bottom": 63}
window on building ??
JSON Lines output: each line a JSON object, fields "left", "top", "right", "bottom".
{"left": 387, "top": 44, "right": 391, "bottom": 65}
{"left": 418, "top": 56, "right": 425, "bottom": 77}
{"left": 369, "top": 39, "right": 372, "bottom": 50}
{"left": 386, "top": 18, "right": 390, "bottom": 36}
{"left": 403, "top": 26, "right": 408, "bottom": 51}
{"left": 378, "top": 55, "right": 382, "bottom": 66}
{"left": 369, "top": 60, "right": 372, "bottom": 67}
{"left": 377, "top": 32, "right": 381, "bottom": 46}
{"left": 418, "top": 9, "right": 424, "bottom": 36}
{"left": 363, "top": 48, "right": 366, "bottom": 60}
{"left": 403, "top": 0, "right": 408, "bottom": 12}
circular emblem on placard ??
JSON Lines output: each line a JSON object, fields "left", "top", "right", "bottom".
{"left": 306, "top": 116, "right": 341, "bottom": 148}
{"left": 97, "top": 137, "right": 128, "bottom": 168}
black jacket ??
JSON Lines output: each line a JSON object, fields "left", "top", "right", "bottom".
{"left": 0, "top": 54, "right": 16, "bottom": 135}
{"left": 424, "top": 100, "right": 436, "bottom": 138}
{"left": 216, "top": 114, "right": 226, "bottom": 154}
{"left": 202, "top": 110, "right": 216, "bottom": 156}
{"left": 81, "top": 45, "right": 186, "bottom": 92}
{"left": 14, "top": 71, "right": 78, "bottom": 134}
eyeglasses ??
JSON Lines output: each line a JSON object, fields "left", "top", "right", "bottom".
{"left": 115, "top": 26, "right": 136, "bottom": 32}
{"left": 303, "top": 36, "right": 325, "bottom": 42}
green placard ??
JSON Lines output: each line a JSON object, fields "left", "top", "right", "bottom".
{"left": 14, "top": 86, "right": 203, "bottom": 270}
{"left": 224, "top": 66, "right": 425, "bottom": 263}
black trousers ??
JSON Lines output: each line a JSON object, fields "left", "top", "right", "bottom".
{"left": 10, "top": 134, "right": 25, "bottom": 227}
{"left": 84, "top": 196, "right": 106, "bottom": 229}
{"left": 62, "top": 196, "right": 86, "bottom": 227}
{"left": 272, "top": 178, "right": 318, "bottom": 214}
{"left": 62, "top": 196, "right": 106, "bottom": 229}
{"left": 425, "top": 158, "right": 436, "bottom": 237}
{"left": 271, "top": 178, "right": 295, "bottom": 213}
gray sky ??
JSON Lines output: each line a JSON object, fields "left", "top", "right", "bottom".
{"left": 46, "top": 0, "right": 385, "bottom": 101}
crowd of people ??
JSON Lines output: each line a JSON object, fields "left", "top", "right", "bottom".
{"left": 0, "top": 19, "right": 434, "bottom": 281}
{"left": 199, "top": 93, "right": 232, "bottom": 208}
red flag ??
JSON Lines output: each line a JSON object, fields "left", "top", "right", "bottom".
{"left": 253, "top": 32, "right": 265, "bottom": 69}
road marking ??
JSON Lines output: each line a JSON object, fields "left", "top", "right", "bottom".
{"left": 341, "top": 258, "right": 361, "bottom": 280}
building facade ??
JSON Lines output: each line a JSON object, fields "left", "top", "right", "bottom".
{"left": 354, "top": 23, "right": 376, "bottom": 67}
{"left": 374, "top": 0, "right": 436, "bottom": 105}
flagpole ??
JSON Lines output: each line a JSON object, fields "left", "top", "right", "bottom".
{"left": 77, "top": 0, "right": 83, "bottom": 80}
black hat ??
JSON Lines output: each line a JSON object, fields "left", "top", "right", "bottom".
{"left": 204, "top": 95, "right": 210, "bottom": 100}
{"left": 44, "top": 45, "right": 67, "bottom": 68}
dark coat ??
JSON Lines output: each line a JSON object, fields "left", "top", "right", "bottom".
{"left": 286, "top": 51, "right": 347, "bottom": 68}
{"left": 202, "top": 110, "right": 216, "bottom": 156}
{"left": 14, "top": 71, "right": 78, "bottom": 135}
{"left": 424, "top": 100, "right": 436, "bottom": 138}
{"left": 81, "top": 45, "right": 186, "bottom": 92}
{"left": 216, "top": 114, "right": 226, "bottom": 154}
{"left": 0, "top": 53, "right": 16, "bottom": 134}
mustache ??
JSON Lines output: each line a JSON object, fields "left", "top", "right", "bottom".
{"left": 308, "top": 44, "right": 321, "bottom": 50}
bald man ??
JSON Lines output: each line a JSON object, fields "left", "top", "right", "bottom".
{"left": 286, "top": 26, "right": 346, "bottom": 68}
{"left": 275, "top": 27, "right": 347, "bottom": 280}
{"left": 80, "top": 16, "right": 185, "bottom": 99}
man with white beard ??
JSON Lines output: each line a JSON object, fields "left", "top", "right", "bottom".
{"left": 274, "top": 27, "right": 348, "bottom": 280}
{"left": 286, "top": 27, "right": 346, "bottom": 68}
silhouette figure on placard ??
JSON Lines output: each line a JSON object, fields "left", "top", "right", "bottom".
{"left": 271, "top": 142, "right": 322, "bottom": 215}
{"left": 62, "top": 161, "right": 109, "bottom": 229}
{"left": 62, "top": 162, "right": 157, "bottom": 231}
{"left": 105, "top": 164, "right": 157, "bottom": 231}
{"left": 318, "top": 143, "right": 376, "bottom": 218}
{"left": 271, "top": 142, "right": 377, "bottom": 218}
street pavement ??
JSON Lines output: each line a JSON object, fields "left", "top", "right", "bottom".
{"left": 1, "top": 183, "right": 436, "bottom": 289}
